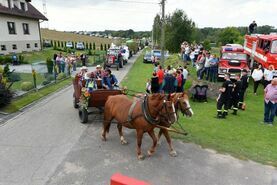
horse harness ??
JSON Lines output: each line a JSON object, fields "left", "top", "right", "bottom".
{"left": 127, "top": 95, "right": 176, "bottom": 125}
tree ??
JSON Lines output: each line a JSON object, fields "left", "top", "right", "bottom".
{"left": 93, "top": 42, "right": 96, "bottom": 50}
{"left": 153, "top": 14, "right": 162, "bottom": 47}
{"left": 203, "top": 39, "right": 211, "bottom": 50}
{"left": 164, "top": 9, "right": 196, "bottom": 53}
{"left": 218, "top": 27, "right": 242, "bottom": 45}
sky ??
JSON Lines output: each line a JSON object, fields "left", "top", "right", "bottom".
{"left": 31, "top": 0, "right": 277, "bottom": 31}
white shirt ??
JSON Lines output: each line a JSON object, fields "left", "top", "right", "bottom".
{"left": 183, "top": 69, "right": 188, "bottom": 79}
{"left": 251, "top": 69, "right": 263, "bottom": 81}
{"left": 204, "top": 57, "right": 211, "bottom": 68}
{"left": 264, "top": 69, "right": 274, "bottom": 81}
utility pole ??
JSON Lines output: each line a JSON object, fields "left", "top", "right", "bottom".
{"left": 160, "top": 0, "right": 165, "bottom": 68}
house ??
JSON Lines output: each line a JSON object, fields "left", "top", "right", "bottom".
{"left": 0, "top": 0, "right": 47, "bottom": 55}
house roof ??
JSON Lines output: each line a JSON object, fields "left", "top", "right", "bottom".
{"left": 0, "top": 2, "right": 48, "bottom": 21}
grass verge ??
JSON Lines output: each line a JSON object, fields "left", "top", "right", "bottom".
{"left": 121, "top": 52, "right": 277, "bottom": 167}
{"left": 1, "top": 78, "right": 72, "bottom": 113}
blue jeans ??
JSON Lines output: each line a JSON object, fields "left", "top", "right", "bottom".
{"left": 264, "top": 101, "right": 277, "bottom": 123}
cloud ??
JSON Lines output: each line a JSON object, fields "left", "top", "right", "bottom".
{"left": 31, "top": 0, "right": 277, "bottom": 31}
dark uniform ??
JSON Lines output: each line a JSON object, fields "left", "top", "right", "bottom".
{"left": 239, "top": 74, "right": 249, "bottom": 109}
{"left": 217, "top": 80, "right": 234, "bottom": 118}
{"left": 231, "top": 80, "right": 242, "bottom": 115}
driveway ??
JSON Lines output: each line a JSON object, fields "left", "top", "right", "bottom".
{"left": 0, "top": 51, "right": 276, "bottom": 185}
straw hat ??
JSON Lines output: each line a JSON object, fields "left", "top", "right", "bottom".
{"left": 96, "top": 65, "right": 102, "bottom": 69}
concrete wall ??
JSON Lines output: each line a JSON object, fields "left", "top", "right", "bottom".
{"left": 0, "top": 14, "right": 41, "bottom": 54}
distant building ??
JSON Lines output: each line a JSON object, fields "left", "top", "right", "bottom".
{"left": 0, "top": 0, "right": 47, "bottom": 55}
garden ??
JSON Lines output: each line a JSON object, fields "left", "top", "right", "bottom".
{"left": 121, "top": 50, "right": 277, "bottom": 167}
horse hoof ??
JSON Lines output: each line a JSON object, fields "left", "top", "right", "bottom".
{"left": 137, "top": 154, "right": 145, "bottom": 160}
{"left": 121, "top": 139, "right": 128, "bottom": 145}
{"left": 170, "top": 150, "right": 177, "bottom": 157}
{"left": 101, "top": 135, "right": 106, "bottom": 141}
{"left": 147, "top": 150, "right": 154, "bottom": 156}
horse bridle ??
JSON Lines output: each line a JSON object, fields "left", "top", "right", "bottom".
{"left": 175, "top": 97, "right": 191, "bottom": 115}
{"left": 142, "top": 95, "right": 177, "bottom": 125}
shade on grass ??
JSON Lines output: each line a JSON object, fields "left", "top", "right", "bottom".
{"left": 121, "top": 51, "right": 277, "bottom": 167}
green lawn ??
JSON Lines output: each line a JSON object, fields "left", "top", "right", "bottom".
{"left": 11, "top": 73, "right": 45, "bottom": 91}
{"left": 1, "top": 78, "right": 72, "bottom": 113}
{"left": 121, "top": 51, "right": 277, "bottom": 167}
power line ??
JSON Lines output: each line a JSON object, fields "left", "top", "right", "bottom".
{"left": 109, "top": 0, "right": 159, "bottom": 5}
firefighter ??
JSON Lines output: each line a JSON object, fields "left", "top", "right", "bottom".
{"left": 239, "top": 69, "right": 249, "bottom": 109}
{"left": 231, "top": 74, "right": 242, "bottom": 115}
{"left": 216, "top": 73, "right": 234, "bottom": 119}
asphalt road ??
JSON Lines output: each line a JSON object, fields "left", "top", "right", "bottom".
{"left": 0, "top": 51, "right": 276, "bottom": 185}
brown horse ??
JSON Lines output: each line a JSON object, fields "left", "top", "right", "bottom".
{"left": 102, "top": 93, "right": 177, "bottom": 160}
{"left": 157, "top": 92, "right": 193, "bottom": 157}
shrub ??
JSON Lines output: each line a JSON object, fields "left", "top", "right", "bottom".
{"left": 8, "top": 73, "right": 21, "bottom": 82}
{"left": 18, "top": 54, "right": 27, "bottom": 64}
{"left": 57, "top": 72, "right": 66, "bottom": 80}
{"left": 3, "top": 64, "right": 10, "bottom": 77}
{"left": 53, "top": 45, "right": 58, "bottom": 50}
{"left": 0, "top": 87, "right": 12, "bottom": 108}
{"left": 3, "top": 56, "right": 12, "bottom": 64}
{"left": 21, "top": 81, "right": 33, "bottom": 91}
{"left": 0, "top": 56, "right": 4, "bottom": 65}
{"left": 88, "top": 49, "right": 92, "bottom": 56}
{"left": 0, "top": 66, "right": 3, "bottom": 74}
{"left": 41, "top": 80, "right": 51, "bottom": 86}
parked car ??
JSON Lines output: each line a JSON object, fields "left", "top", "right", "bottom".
{"left": 43, "top": 40, "right": 52, "bottom": 47}
{"left": 143, "top": 52, "right": 152, "bottom": 63}
{"left": 66, "top": 41, "right": 73, "bottom": 48}
{"left": 76, "top": 42, "right": 85, "bottom": 50}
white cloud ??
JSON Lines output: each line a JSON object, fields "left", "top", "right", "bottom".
{"left": 31, "top": 0, "right": 277, "bottom": 31}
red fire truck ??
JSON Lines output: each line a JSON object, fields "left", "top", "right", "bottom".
{"left": 244, "top": 33, "right": 277, "bottom": 71}
{"left": 218, "top": 44, "right": 250, "bottom": 79}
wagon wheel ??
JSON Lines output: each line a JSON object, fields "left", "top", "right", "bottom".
{"left": 79, "top": 108, "right": 88, "bottom": 123}
{"left": 73, "top": 95, "right": 79, "bottom": 109}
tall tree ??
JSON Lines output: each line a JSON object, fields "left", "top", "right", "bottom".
{"left": 153, "top": 14, "right": 161, "bottom": 47}
{"left": 164, "top": 9, "right": 196, "bottom": 53}
{"left": 218, "top": 27, "right": 243, "bottom": 45}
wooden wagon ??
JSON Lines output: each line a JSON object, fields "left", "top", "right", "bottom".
{"left": 73, "top": 75, "right": 124, "bottom": 123}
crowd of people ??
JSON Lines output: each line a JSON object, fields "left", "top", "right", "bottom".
{"left": 53, "top": 52, "right": 89, "bottom": 75}
{"left": 77, "top": 65, "right": 118, "bottom": 92}
{"left": 146, "top": 64, "right": 188, "bottom": 94}
{"left": 181, "top": 42, "right": 219, "bottom": 82}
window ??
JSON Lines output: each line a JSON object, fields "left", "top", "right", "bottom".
{"left": 7, "top": 22, "right": 16, "bottom": 34}
{"left": 271, "top": 40, "right": 277, "bottom": 54}
{"left": 12, "top": 44, "right": 17, "bottom": 50}
{"left": 22, "top": 23, "right": 29, "bottom": 34}
{"left": 20, "top": 2, "right": 25, "bottom": 11}
{"left": 1, "top": 45, "right": 6, "bottom": 51}
{"left": 26, "top": 44, "right": 30, "bottom": 48}
{"left": 34, "top": 43, "right": 38, "bottom": 48}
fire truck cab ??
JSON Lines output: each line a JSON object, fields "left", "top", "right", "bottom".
{"left": 218, "top": 44, "right": 249, "bottom": 79}
{"left": 244, "top": 33, "right": 277, "bottom": 71}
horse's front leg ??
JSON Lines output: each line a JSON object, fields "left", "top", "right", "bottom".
{"left": 163, "top": 129, "right": 177, "bottom": 157}
{"left": 147, "top": 129, "right": 158, "bottom": 157}
{"left": 136, "top": 129, "right": 145, "bottom": 160}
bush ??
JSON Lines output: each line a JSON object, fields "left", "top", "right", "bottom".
{"left": 8, "top": 73, "right": 21, "bottom": 82}
{"left": 21, "top": 81, "right": 33, "bottom": 91}
{"left": 18, "top": 54, "right": 27, "bottom": 64}
{"left": 88, "top": 49, "right": 92, "bottom": 56}
{"left": 3, "top": 64, "right": 10, "bottom": 77}
{"left": 0, "top": 56, "right": 4, "bottom": 65}
{"left": 57, "top": 72, "right": 66, "bottom": 80}
{"left": 0, "top": 87, "right": 12, "bottom": 108}
{"left": 41, "top": 80, "right": 51, "bottom": 86}
{"left": 0, "top": 66, "right": 3, "bottom": 74}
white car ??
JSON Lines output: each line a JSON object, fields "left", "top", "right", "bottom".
{"left": 76, "top": 42, "right": 85, "bottom": 50}
{"left": 66, "top": 41, "right": 73, "bottom": 48}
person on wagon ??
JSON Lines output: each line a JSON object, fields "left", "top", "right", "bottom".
{"left": 94, "top": 65, "right": 104, "bottom": 79}
{"left": 103, "top": 69, "right": 118, "bottom": 89}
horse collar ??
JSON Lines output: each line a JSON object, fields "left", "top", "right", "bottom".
{"left": 142, "top": 95, "right": 160, "bottom": 125}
